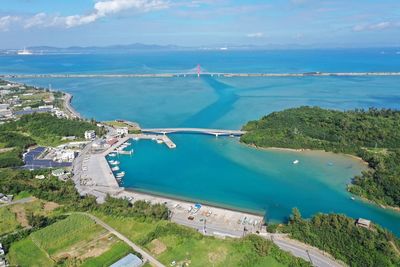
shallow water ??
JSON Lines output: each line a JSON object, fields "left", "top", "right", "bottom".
{"left": 2, "top": 50, "right": 400, "bottom": 235}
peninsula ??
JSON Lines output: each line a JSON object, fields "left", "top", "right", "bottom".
{"left": 241, "top": 106, "right": 400, "bottom": 209}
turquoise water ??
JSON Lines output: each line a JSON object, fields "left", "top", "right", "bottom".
{"left": 2, "top": 50, "right": 400, "bottom": 235}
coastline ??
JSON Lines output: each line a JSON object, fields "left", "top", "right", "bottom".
{"left": 245, "top": 143, "right": 369, "bottom": 166}
{"left": 63, "top": 92, "right": 82, "bottom": 119}
{"left": 243, "top": 142, "right": 400, "bottom": 213}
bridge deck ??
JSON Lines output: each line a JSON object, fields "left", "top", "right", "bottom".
{"left": 142, "top": 128, "right": 246, "bottom": 136}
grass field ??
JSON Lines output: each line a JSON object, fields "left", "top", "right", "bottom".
{"left": 14, "top": 191, "right": 32, "bottom": 200}
{"left": 81, "top": 241, "right": 133, "bottom": 267}
{"left": 31, "top": 214, "right": 105, "bottom": 256}
{"left": 7, "top": 237, "right": 55, "bottom": 267}
{"left": 96, "top": 213, "right": 288, "bottom": 267}
{"left": 0, "top": 206, "right": 19, "bottom": 235}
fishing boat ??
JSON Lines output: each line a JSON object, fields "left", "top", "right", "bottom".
{"left": 293, "top": 160, "right": 299, "bottom": 164}
{"left": 116, "top": 172, "right": 125, "bottom": 178}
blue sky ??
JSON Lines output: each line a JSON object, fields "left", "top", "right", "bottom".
{"left": 0, "top": 0, "right": 399, "bottom": 48}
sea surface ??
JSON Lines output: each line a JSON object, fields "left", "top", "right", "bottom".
{"left": 1, "top": 49, "right": 400, "bottom": 235}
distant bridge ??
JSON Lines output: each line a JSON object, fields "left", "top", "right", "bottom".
{"left": 2, "top": 72, "right": 400, "bottom": 79}
{"left": 142, "top": 128, "right": 246, "bottom": 137}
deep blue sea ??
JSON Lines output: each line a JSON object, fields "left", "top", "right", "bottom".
{"left": 1, "top": 48, "right": 400, "bottom": 235}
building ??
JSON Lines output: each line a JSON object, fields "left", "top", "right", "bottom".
{"left": 116, "top": 127, "right": 129, "bottom": 136}
{"left": 110, "top": 253, "right": 143, "bottom": 267}
{"left": 356, "top": 218, "right": 371, "bottom": 229}
{"left": 84, "top": 130, "right": 96, "bottom": 140}
{"left": 55, "top": 150, "right": 76, "bottom": 162}
{"left": 0, "top": 193, "right": 13, "bottom": 203}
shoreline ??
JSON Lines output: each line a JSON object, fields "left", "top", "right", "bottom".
{"left": 63, "top": 92, "right": 82, "bottom": 119}
{"left": 245, "top": 143, "right": 369, "bottom": 166}
{"left": 243, "top": 142, "right": 400, "bottom": 213}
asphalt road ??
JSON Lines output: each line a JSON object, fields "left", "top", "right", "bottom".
{"left": 0, "top": 197, "right": 35, "bottom": 207}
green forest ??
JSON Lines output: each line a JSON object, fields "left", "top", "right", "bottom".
{"left": 281, "top": 209, "right": 400, "bottom": 267}
{"left": 241, "top": 106, "right": 400, "bottom": 208}
{"left": 0, "top": 113, "right": 104, "bottom": 167}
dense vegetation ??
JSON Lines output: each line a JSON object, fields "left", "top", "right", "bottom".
{"left": 137, "top": 221, "right": 310, "bottom": 267}
{"left": 241, "top": 106, "right": 400, "bottom": 207}
{"left": 281, "top": 209, "right": 400, "bottom": 267}
{"left": 0, "top": 113, "right": 102, "bottom": 146}
{"left": 0, "top": 168, "right": 169, "bottom": 220}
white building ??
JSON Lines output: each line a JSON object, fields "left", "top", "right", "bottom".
{"left": 55, "top": 150, "right": 76, "bottom": 162}
{"left": 116, "top": 127, "right": 129, "bottom": 136}
{"left": 84, "top": 130, "right": 96, "bottom": 140}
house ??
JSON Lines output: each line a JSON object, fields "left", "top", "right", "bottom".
{"left": 0, "top": 194, "right": 13, "bottom": 203}
{"left": 84, "top": 130, "right": 96, "bottom": 140}
{"left": 116, "top": 127, "right": 129, "bottom": 136}
{"left": 356, "top": 218, "right": 371, "bottom": 229}
{"left": 110, "top": 253, "right": 143, "bottom": 267}
{"left": 106, "top": 138, "right": 118, "bottom": 147}
{"left": 55, "top": 150, "right": 76, "bottom": 162}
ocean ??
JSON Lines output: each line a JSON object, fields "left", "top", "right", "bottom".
{"left": 1, "top": 48, "right": 400, "bottom": 235}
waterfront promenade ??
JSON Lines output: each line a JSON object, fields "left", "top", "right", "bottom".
{"left": 3, "top": 71, "right": 400, "bottom": 79}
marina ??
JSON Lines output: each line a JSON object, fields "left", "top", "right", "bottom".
{"left": 72, "top": 133, "right": 265, "bottom": 237}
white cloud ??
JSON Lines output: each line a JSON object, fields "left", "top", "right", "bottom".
{"left": 353, "top": 21, "right": 400, "bottom": 32}
{"left": 247, "top": 32, "right": 264, "bottom": 38}
{"left": 24, "top": 13, "right": 47, "bottom": 28}
{"left": 61, "top": 0, "right": 169, "bottom": 28}
{"left": 0, "top": 16, "right": 19, "bottom": 31}
{"left": 13, "top": 0, "right": 169, "bottom": 29}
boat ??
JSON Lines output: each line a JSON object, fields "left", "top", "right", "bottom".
{"left": 111, "top": 166, "right": 120, "bottom": 171}
{"left": 125, "top": 142, "right": 131, "bottom": 145}
{"left": 351, "top": 196, "right": 355, "bottom": 200}
{"left": 108, "top": 153, "right": 117, "bottom": 157}
{"left": 17, "top": 47, "right": 33, "bottom": 55}
{"left": 116, "top": 172, "right": 125, "bottom": 178}
{"left": 156, "top": 139, "right": 163, "bottom": 144}
{"left": 110, "top": 161, "right": 120, "bottom": 165}
{"left": 293, "top": 160, "right": 299, "bottom": 164}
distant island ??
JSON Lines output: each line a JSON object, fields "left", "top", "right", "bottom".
{"left": 241, "top": 106, "right": 400, "bottom": 209}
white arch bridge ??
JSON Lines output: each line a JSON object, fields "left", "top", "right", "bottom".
{"left": 141, "top": 128, "right": 246, "bottom": 137}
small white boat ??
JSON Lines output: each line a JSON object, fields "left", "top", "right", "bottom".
{"left": 111, "top": 166, "right": 120, "bottom": 171}
{"left": 125, "top": 142, "right": 131, "bottom": 145}
{"left": 156, "top": 139, "right": 163, "bottom": 144}
{"left": 109, "top": 153, "right": 117, "bottom": 157}
{"left": 133, "top": 137, "right": 139, "bottom": 141}
{"left": 293, "top": 160, "right": 299, "bottom": 164}
{"left": 351, "top": 196, "right": 355, "bottom": 200}
{"left": 110, "top": 161, "right": 120, "bottom": 165}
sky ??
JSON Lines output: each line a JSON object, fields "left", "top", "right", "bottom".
{"left": 0, "top": 0, "right": 399, "bottom": 48}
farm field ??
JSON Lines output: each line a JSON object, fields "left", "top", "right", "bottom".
{"left": 30, "top": 213, "right": 106, "bottom": 256}
{"left": 95, "top": 212, "right": 291, "bottom": 267}
{"left": 7, "top": 213, "right": 130, "bottom": 266}
{"left": 81, "top": 241, "right": 133, "bottom": 267}
{"left": 7, "top": 237, "right": 55, "bottom": 267}
{"left": 0, "top": 206, "right": 19, "bottom": 235}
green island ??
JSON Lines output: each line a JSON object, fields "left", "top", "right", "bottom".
{"left": 241, "top": 106, "right": 400, "bottom": 209}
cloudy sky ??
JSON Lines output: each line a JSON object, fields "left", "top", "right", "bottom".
{"left": 0, "top": 0, "right": 399, "bottom": 48}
